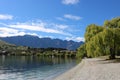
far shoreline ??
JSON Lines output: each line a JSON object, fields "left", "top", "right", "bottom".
{"left": 53, "top": 59, "right": 85, "bottom": 80}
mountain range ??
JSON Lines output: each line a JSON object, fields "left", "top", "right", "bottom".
{"left": 0, "top": 35, "right": 84, "bottom": 50}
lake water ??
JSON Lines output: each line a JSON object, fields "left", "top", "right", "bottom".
{"left": 0, "top": 56, "right": 77, "bottom": 80}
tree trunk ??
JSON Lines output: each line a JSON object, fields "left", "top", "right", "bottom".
{"left": 109, "top": 48, "right": 115, "bottom": 59}
{"left": 109, "top": 53, "right": 115, "bottom": 59}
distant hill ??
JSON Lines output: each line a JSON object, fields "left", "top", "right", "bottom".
{"left": 0, "top": 35, "right": 84, "bottom": 50}
{"left": 0, "top": 39, "right": 16, "bottom": 47}
{"left": 0, "top": 39, "right": 17, "bottom": 54}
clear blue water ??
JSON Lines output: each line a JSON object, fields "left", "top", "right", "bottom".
{"left": 0, "top": 56, "right": 77, "bottom": 80}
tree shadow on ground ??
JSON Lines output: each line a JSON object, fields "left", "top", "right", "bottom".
{"left": 97, "top": 58, "right": 120, "bottom": 64}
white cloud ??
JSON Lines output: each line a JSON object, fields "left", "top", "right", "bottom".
{"left": 0, "top": 14, "right": 13, "bottom": 20}
{"left": 56, "top": 14, "right": 82, "bottom": 21}
{"left": 9, "top": 24, "right": 64, "bottom": 35}
{"left": 0, "top": 20, "right": 74, "bottom": 38}
{"left": 66, "top": 36, "right": 84, "bottom": 42}
{"left": 6, "top": 21, "right": 72, "bottom": 36}
{"left": 0, "top": 27, "right": 39, "bottom": 37}
{"left": 0, "top": 32, "right": 36, "bottom": 37}
{"left": 0, "top": 27, "right": 24, "bottom": 37}
{"left": 56, "top": 17, "right": 66, "bottom": 21}
{"left": 27, "top": 33, "right": 39, "bottom": 36}
{"left": 75, "top": 37, "right": 85, "bottom": 42}
{"left": 56, "top": 24, "right": 68, "bottom": 29}
{"left": 52, "top": 24, "right": 68, "bottom": 29}
{"left": 0, "top": 27, "right": 18, "bottom": 33}
{"left": 62, "top": 0, "right": 80, "bottom": 5}
{"left": 64, "top": 14, "right": 81, "bottom": 20}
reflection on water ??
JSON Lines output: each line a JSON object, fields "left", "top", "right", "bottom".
{"left": 0, "top": 56, "right": 77, "bottom": 80}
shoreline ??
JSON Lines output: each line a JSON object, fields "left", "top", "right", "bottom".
{"left": 53, "top": 59, "right": 85, "bottom": 80}
{"left": 54, "top": 58, "right": 120, "bottom": 80}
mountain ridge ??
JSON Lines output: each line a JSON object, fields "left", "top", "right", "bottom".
{"left": 0, "top": 35, "right": 84, "bottom": 50}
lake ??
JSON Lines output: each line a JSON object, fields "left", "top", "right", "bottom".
{"left": 0, "top": 56, "right": 77, "bottom": 80}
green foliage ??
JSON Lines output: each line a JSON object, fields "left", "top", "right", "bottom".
{"left": 77, "top": 44, "right": 86, "bottom": 59}
{"left": 84, "top": 24, "right": 104, "bottom": 42}
{"left": 104, "top": 17, "right": 120, "bottom": 28}
{"left": 78, "top": 17, "right": 120, "bottom": 59}
{"left": 84, "top": 24, "right": 105, "bottom": 57}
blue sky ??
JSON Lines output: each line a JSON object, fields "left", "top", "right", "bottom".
{"left": 0, "top": 0, "right": 120, "bottom": 42}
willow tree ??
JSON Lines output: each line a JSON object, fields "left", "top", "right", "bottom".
{"left": 103, "top": 17, "right": 120, "bottom": 59}
{"left": 85, "top": 24, "right": 104, "bottom": 57}
{"left": 77, "top": 17, "right": 120, "bottom": 59}
{"left": 86, "top": 32, "right": 106, "bottom": 57}
{"left": 104, "top": 17, "right": 120, "bottom": 28}
{"left": 114, "top": 29, "right": 120, "bottom": 56}
{"left": 85, "top": 24, "right": 104, "bottom": 42}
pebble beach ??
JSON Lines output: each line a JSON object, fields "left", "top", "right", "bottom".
{"left": 54, "top": 58, "right": 120, "bottom": 80}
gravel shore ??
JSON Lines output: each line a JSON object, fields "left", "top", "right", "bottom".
{"left": 54, "top": 58, "right": 120, "bottom": 80}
